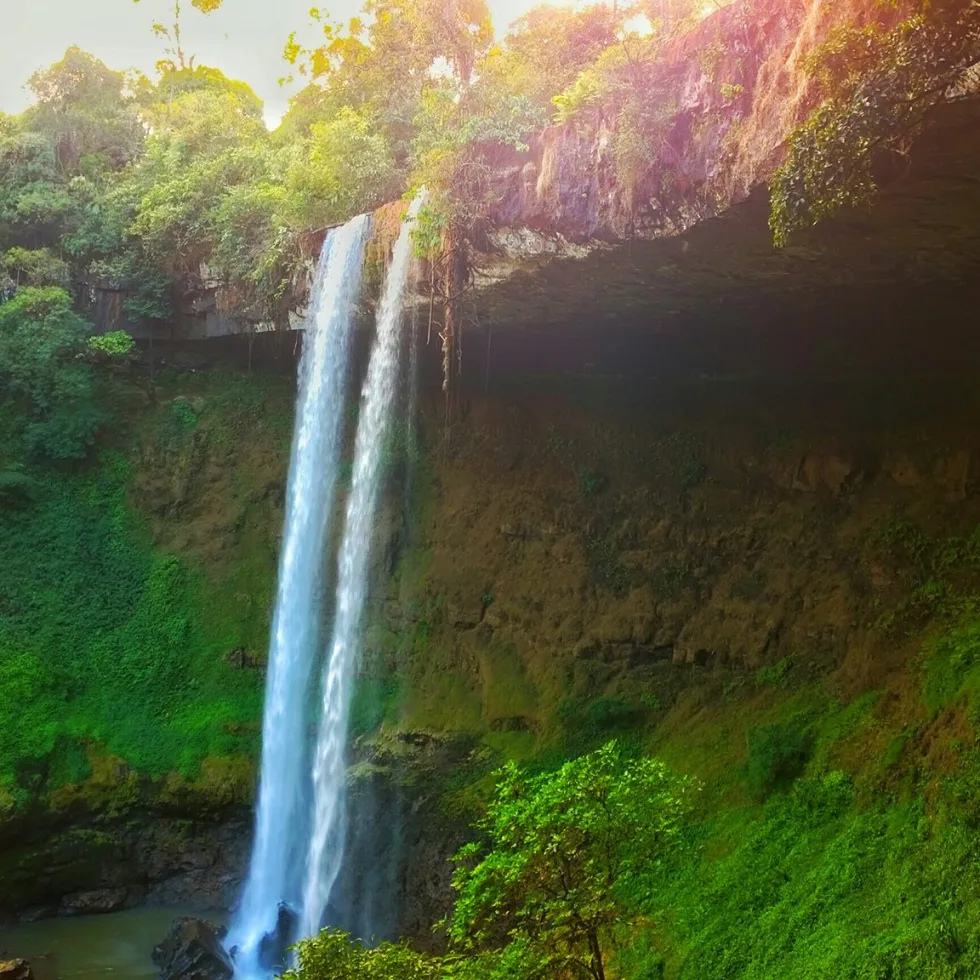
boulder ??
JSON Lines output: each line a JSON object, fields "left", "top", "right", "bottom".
{"left": 0, "top": 962, "right": 33, "bottom": 980}
{"left": 60, "top": 887, "right": 130, "bottom": 915}
{"left": 153, "top": 918, "right": 232, "bottom": 980}
{"left": 256, "top": 902, "right": 299, "bottom": 972}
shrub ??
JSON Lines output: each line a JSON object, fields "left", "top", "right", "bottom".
{"left": 557, "top": 694, "right": 644, "bottom": 748}
{"left": 756, "top": 657, "right": 792, "bottom": 687}
{"left": 88, "top": 330, "right": 135, "bottom": 357}
{"left": 743, "top": 720, "right": 812, "bottom": 800}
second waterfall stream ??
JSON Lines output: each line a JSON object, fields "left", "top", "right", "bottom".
{"left": 228, "top": 194, "right": 425, "bottom": 978}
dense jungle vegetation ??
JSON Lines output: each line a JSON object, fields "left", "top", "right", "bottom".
{"left": 3, "top": 0, "right": 980, "bottom": 977}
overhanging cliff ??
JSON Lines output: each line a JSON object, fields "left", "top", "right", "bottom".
{"left": 97, "top": 0, "right": 980, "bottom": 347}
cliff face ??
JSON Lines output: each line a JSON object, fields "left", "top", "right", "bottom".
{"left": 490, "top": 0, "right": 885, "bottom": 243}
{"left": 5, "top": 328, "right": 980, "bottom": 946}
{"left": 92, "top": 0, "right": 905, "bottom": 342}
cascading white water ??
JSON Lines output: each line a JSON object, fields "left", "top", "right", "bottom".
{"left": 300, "top": 194, "right": 425, "bottom": 938}
{"left": 228, "top": 214, "right": 371, "bottom": 977}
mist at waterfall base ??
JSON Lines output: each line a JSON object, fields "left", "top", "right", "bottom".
{"left": 226, "top": 198, "right": 424, "bottom": 979}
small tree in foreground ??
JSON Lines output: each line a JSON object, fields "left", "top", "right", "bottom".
{"left": 284, "top": 928, "right": 441, "bottom": 980}
{"left": 448, "top": 741, "right": 694, "bottom": 980}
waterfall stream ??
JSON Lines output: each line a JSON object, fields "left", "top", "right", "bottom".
{"left": 227, "top": 214, "right": 370, "bottom": 977}
{"left": 300, "top": 194, "right": 424, "bottom": 939}
{"left": 229, "top": 197, "right": 423, "bottom": 976}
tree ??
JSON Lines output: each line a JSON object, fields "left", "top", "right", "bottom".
{"left": 480, "top": 4, "right": 625, "bottom": 112}
{"left": 283, "top": 928, "right": 442, "bottom": 980}
{"left": 133, "top": 0, "right": 227, "bottom": 73}
{"left": 284, "top": 107, "right": 396, "bottom": 229}
{"left": 282, "top": 0, "right": 493, "bottom": 155}
{"left": 448, "top": 742, "right": 693, "bottom": 980}
{"left": 1, "top": 248, "right": 69, "bottom": 290}
{"left": 24, "top": 47, "right": 144, "bottom": 174}
{"left": 0, "top": 286, "right": 103, "bottom": 459}
{"left": 0, "top": 122, "right": 73, "bottom": 250}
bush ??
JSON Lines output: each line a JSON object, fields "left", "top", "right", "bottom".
{"left": 756, "top": 657, "right": 792, "bottom": 687}
{"left": 0, "top": 469, "right": 37, "bottom": 508}
{"left": 0, "top": 286, "right": 105, "bottom": 459}
{"left": 0, "top": 457, "right": 264, "bottom": 797}
{"left": 88, "top": 330, "right": 135, "bottom": 357}
{"left": 557, "top": 694, "right": 645, "bottom": 748}
{"left": 285, "top": 928, "right": 440, "bottom": 980}
{"left": 743, "top": 720, "right": 812, "bottom": 800}
{"left": 24, "top": 400, "right": 106, "bottom": 460}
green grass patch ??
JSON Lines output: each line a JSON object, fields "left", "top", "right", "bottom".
{"left": 478, "top": 642, "right": 539, "bottom": 728}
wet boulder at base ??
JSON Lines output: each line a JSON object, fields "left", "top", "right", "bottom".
{"left": 153, "top": 918, "right": 233, "bottom": 980}
{"left": 256, "top": 902, "right": 299, "bottom": 973}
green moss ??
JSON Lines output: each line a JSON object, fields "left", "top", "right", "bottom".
{"left": 478, "top": 642, "right": 538, "bottom": 727}
{"left": 405, "top": 668, "right": 483, "bottom": 732}
{"left": 921, "top": 611, "right": 980, "bottom": 715}
{"left": 743, "top": 719, "right": 813, "bottom": 800}
{"left": 556, "top": 694, "right": 647, "bottom": 754}
{"left": 583, "top": 534, "right": 632, "bottom": 596}
{"left": 578, "top": 466, "right": 607, "bottom": 496}
{"left": 0, "top": 373, "right": 284, "bottom": 807}
{"left": 350, "top": 676, "right": 404, "bottom": 737}
{"left": 756, "top": 657, "right": 792, "bottom": 688}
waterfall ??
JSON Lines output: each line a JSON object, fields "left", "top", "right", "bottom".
{"left": 227, "top": 214, "right": 371, "bottom": 976}
{"left": 300, "top": 194, "right": 424, "bottom": 938}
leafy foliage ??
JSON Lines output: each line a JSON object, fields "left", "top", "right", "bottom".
{"left": 285, "top": 928, "right": 441, "bottom": 980}
{"left": 449, "top": 742, "right": 693, "bottom": 980}
{"left": 743, "top": 719, "right": 812, "bottom": 800}
{"left": 0, "top": 368, "right": 283, "bottom": 804}
{"left": 662, "top": 762, "right": 980, "bottom": 979}
{"left": 770, "top": 0, "right": 980, "bottom": 244}
{"left": 0, "top": 286, "right": 104, "bottom": 458}
{"left": 88, "top": 329, "right": 136, "bottom": 357}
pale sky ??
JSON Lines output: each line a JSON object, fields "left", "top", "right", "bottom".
{"left": 2, "top": 0, "right": 552, "bottom": 128}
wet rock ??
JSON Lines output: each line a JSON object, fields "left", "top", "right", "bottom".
{"left": 152, "top": 917, "right": 233, "bottom": 980}
{"left": 223, "top": 647, "right": 263, "bottom": 670}
{"left": 448, "top": 595, "right": 486, "bottom": 629}
{"left": 256, "top": 902, "right": 299, "bottom": 972}
{"left": 60, "top": 887, "right": 130, "bottom": 915}
{"left": 0, "top": 961, "right": 33, "bottom": 980}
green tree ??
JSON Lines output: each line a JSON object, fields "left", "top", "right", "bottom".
{"left": 284, "top": 106, "right": 396, "bottom": 229}
{"left": 480, "top": 4, "right": 625, "bottom": 113}
{"left": 0, "top": 286, "right": 103, "bottom": 458}
{"left": 23, "top": 46, "right": 144, "bottom": 175}
{"left": 448, "top": 742, "right": 693, "bottom": 980}
{"left": 1, "top": 248, "right": 69, "bottom": 289}
{"left": 0, "top": 121, "right": 71, "bottom": 250}
{"left": 283, "top": 0, "right": 492, "bottom": 155}
{"left": 284, "top": 928, "right": 442, "bottom": 980}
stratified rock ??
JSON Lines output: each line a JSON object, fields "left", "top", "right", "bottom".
{"left": 0, "top": 961, "right": 33, "bottom": 980}
{"left": 152, "top": 918, "right": 232, "bottom": 980}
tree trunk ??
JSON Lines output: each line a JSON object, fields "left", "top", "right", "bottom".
{"left": 588, "top": 930, "right": 606, "bottom": 980}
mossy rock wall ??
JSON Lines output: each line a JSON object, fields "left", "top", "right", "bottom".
{"left": 6, "top": 359, "right": 980, "bottom": 947}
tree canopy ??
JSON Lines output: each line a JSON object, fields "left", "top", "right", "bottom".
{"left": 283, "top": 742, "right": 694, "bottom": 980}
